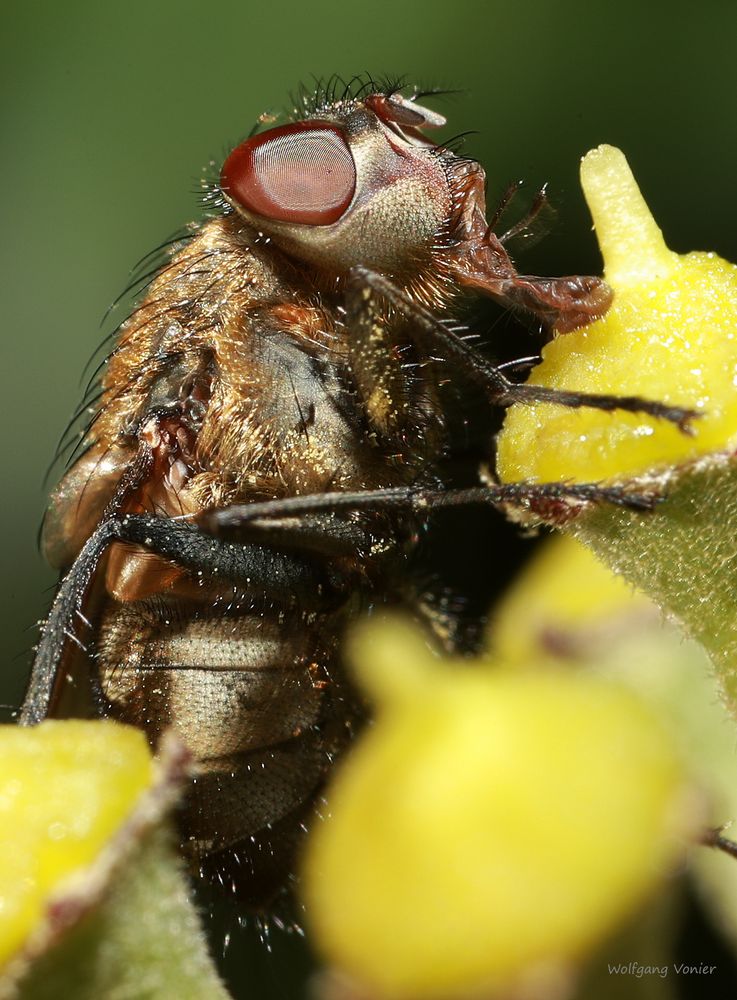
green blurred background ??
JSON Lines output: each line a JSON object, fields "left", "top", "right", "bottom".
{"left": 3, "top": 0, "right": 737, "bottom": 992}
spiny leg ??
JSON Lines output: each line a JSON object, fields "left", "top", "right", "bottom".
{"left": 342, "top": 278, "right": 413, "bottom": 442}
{"left": 342, "top": 273, "right": 440, "bottom": 453}
{"left": 204, "top": 480, "right": 661, "bottom": 540}
{"left": 350, "top": 266, "right": 699, "bottom": 432}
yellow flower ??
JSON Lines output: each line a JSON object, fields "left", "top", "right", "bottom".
{"left": 302, "top": 618, "right": 696, "bottom": 1000}
{"left": 498, "top": 145, "right": 737, "bottom": 483}
{"left": 0, "top": 721, "right": 153, "bottom": 969}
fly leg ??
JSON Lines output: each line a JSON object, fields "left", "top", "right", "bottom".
{"left": 199, "top": 508, "right": 396, "bottom": 562}
{"left": 204, "top": 481, "right": 660, "bottom": 536}
{"left": 202, "top": 482, "right": 655, "bottom": 653}
{"left": 342, "top": 273, "right": 435, "bottom": 448}
{"left": 203, "top": 481, "right": 660, "bottom": 633}
{"left": 350, "top": 266, "right": 700, "bottom": 432}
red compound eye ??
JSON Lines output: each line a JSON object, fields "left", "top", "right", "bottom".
{"left": 221, "top": 121, "right": 356, "bottom": 226}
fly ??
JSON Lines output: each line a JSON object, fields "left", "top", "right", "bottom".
{"left": 20, "top": 75, "right": 695, "bottom": 910}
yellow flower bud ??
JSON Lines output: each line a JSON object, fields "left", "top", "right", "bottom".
{"left": 302, "top": 618, "right": 697, "bottom": 1000}
{"left": 497, "top": 145, "right": 737, "bottom": 483}
{"left": 0, "top": 721, "right": 153, "bottom": 969}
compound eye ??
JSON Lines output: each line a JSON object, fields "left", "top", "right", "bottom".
{"left": 221, "top": 121, "right": 356, "bottom": 226}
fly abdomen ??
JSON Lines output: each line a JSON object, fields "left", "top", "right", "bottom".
{"left": 97, "top": 598, "right": 332, "bottom": 754}
{"left": 95, "top": 566, "right": 360, "bottom": 905}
